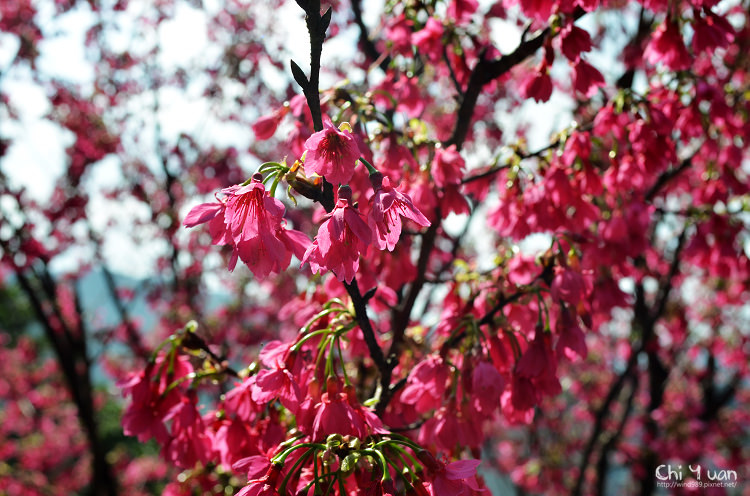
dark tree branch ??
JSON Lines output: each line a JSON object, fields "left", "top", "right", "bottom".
{"left": 351, "top": 0, "right": 391, "bottom": 72}
{"left": 388, "top": 209, "right": 441, "bottom": 360}
{"left": 443, "top": 45, "right": 464, "bottom": 97}
{"left": 292, "top": 0, "right": 336, "bottom": 213}
{"left": 615, "top": 6, "right": 651, "bottom": 90}
{"left": 574, "top": 224, "right": 688, "bottom": 495}
{"left": 343, "top": 280, "right": 389, "bottom": 404}
{"left": 461, "top": 121, "right": 594, "bottom": 184}
{"left": 445, "top": 8, "right": 585, "bottom": 151}
{"left": 86, "top": 221, "right": 148, "bottom": 360}
{"left": 652, "top": 229, "right": 687, "bottom": 323}
{"left": 645, "top": 156, "right": 693, "bottom": 202}
{"left": 4, "top": 254, "right": 118, "bottom": 496}
{"left": 594, "top": 374, "right": 639, "bottom": 496}
{"left": 294, "top": 0, "right": 388, "bottom": 415}
{"left": 700, "top": 354, "right": 741, "bottom": 421}
{"left": 571, "top": 343, "right": 639, "bottom": 496}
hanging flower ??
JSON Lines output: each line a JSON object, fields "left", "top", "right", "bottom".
{"left": 369, "top": 173, "right": 430, "bottom": 251}
{"left": 303, "top": 117, "right": 360, "bottom": 185}
{"left": 644, "top": 19, "right": 691, "bottom": 71}
{"left": 301, "top": 186, "right": 371, "bottom": 283}
{"left": 184, "top": 174, "right": 309, "bottom": 277}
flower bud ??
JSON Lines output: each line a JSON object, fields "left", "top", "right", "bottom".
{"left": 326, "top": 433, "right": 344, "bottom": 448}
{"left": 340, "top": 453, "right": 360, "bottom": 474}
{"left": 416, "top": 450, "right": 441, "bottom": 473}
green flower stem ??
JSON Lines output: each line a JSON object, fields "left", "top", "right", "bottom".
{"left": 272, "top": 442, "right": 325, "bottom": 465}
{"left": 314, "top": 335, "right": 333, "bottom": 375}
{"left": 361, "top": 449, "right": 391, "bottom": 481}
{"left": 298, "top": 307, "right": 350, "bottom": 336}
{"left": 278, "top": 448, "right": 315, "bottom": 495}
{"left": 384, "top": 454, "right": 413, "bottom": 487}
{"left": 335, "top": 335, "right": 350, "bottom": 386}
{"left": 387, "top": 444, "right": 423, "bottom": 474}
{"left": 292, "top": 327, "right": 334, "bottom": 352}
{"left": 372, "top": 438, "right": 422, "bottom": 454}
{"left": 379, "top": 433, "right": 423, "bottom": 452}
{"left": 325, "top": 334, "right": 337, "bottom": 378}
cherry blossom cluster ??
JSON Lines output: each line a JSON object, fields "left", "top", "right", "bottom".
{"left": 185, "top": 119, "right": 430, "bottom": 284}
{"left": 1, "top": 0, "right": 748, "bottom": 494}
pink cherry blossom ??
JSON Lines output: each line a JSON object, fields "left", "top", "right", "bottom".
{"left": 401, "top": 356, "right": 449, "bottom": 414}
{"left": 644, "top": 19, "right": 691, "bottom": 71}
{"left": 301, "top": 186, "right": 371, "bottom": 283}
{"left": 418, "top": 452, "right": 486, "bottom": 496}
{"left": 471, "top": 361, "right": 506, "bottom": 414}
{"left": 252, "top": 368, "right": 303, "bottom": 413}
{"left": 252, "top": 107, "right": 289, "bottom": 141}
{"left": 311, "top": 390, "right": 368, "bottom": 440}
{"left": 411, "top": 18, "right": 444, "bottom": 62}
{"left": 447, "top": 0, "right": 479, "bottom": 25}
{"left": 303, "top": 117, "right": 360, "bottom": 185}
{"left": 572, "top": 58, "right": 605, "bottom": 98}
{"left": 236, "top": 464, "right": 282, "bottom": 496}
{"left": 556, "top": 305, "right": 588, "bottom": 360}
{"left": 560, "top": 23, "right": 593, "bottom": 61}
{"left": 119, "top": 354, "right": 193, "bottom": 444}
{"left": 691, "top": 11, "right": 734, "bottom": 53}
{"left": 369, "top": 173, "right": 430, "bottom": 251}
{"left": 184, "top": 175, "right": 310, "bottom": 277}
{"left": 162, "top": 393, "right": 211, "bottom": 469}
{"left": 520, "top": 64, "right": 553, "bottom": 102}
{"left": 432, "top": 145, "right": 465, "bottom": 188}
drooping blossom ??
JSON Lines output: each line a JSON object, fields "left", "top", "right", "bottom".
{"left": 252, "top": 106, "right": 289, "bottom": 141}
{"left": 447, "top": 0, "right": 479, "bottom": 26}
{"left": 560, "top": 23, "right": 593, "bottom": 61}
{"left": 211, "top": 418, "right": 259, "bottom": 469}
{"left": 550, "top": 266, "right": 589, "bottom": 306}
{"left": 401, "top": 356, "right": 450, "bottom": 414}
{"left": 518, "top": 0, "right": 556, "bottom": 21}
{"left": 183, "top": 196, "right": 232, "bottom": 247}
{"left": 301, "top": 186, "right": 371, "bottom": 283}
{"left": 384, "top": 14, "right": 414, "bottom": 56}
{"left": 369, "top": 173, "right": 430, "bottom": 251}
{"left": 471, "top": 361, "right": 506, "bottom": 414}
{"left": 561, "top": 130, "right": 591, "bottom": 167}
{"left": 303, "top": 117, "right": 360, "bottom": 185}
{"left": 118, "top": 354, "right": 193, "bottom": 444}
{"left": 515, "top": 329, "right": 561, "bottom": 403}
{"left": 418, "top": 406, "right": 463, "bottom": 453}
{"left": 572, "top": 58, "right": 605, "bottom": 98}
{"left": 162, "top": 393, "right": 212, "bottom": 469}
{"left": 184, "top": 175, "right": 309, "bottom": 277}
{"left": 310, "top": 380, "right": 383, "bottom": 441}
{"left": 417, "top": 452, "right": 486, "bottom": 496}
{"left": 520, "top": 63, "right": 553, "bottom": 103}
{"left": 691, "top": 11, "right": 734, "bottom": 53}
{"left": 432, "top": 145, "right": 465, "bottom": 188}
{"left": 311, "top": 389, "right": 368, "bottom": 440}
{"left": 516, "top": 328, "right": 557, "bottom": 380}
{"left": 556, "top": 305, "right": 588, "bottom": 360}
{"left": 250, "top": 341, "right": 304, "bottom": 413}
{"left": 224, "top": 377, "right": 260, "bottom": 422}
{"left": 252, "top": 368, "right": 303, "bottom": 413}
{"left": 411, "top": 17, "right": 444, "bottom": 62}
{"left": 233, "top": 455, "right": 272, "bottom": 481}
{"left": 236, "top": 463, "right": 283, "bottom": 496}
{"left": 644, "top": 19, "right": 691, "bottom": 71}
